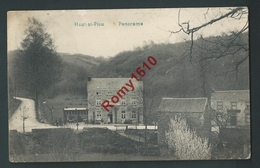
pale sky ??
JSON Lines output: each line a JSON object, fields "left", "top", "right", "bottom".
{"left": 7, "top": 8, "right": 248, "bottom": 57}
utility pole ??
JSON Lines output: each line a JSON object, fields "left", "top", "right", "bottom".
{"left": 144, "top": 101, "right": 147, "bottom": 149}
{"left": 14, "top": 79, "right": 16, "bottom": 100}
{"left": 21, "top": 106, "right": 29, "bottom": 133}
{"left": 138, "top": 81, "right": 147, "bottom": 151}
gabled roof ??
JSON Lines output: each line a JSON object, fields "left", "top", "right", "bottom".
{"left": 87, "top": 78, "right": 142, "bottom": 90}
{"left": 158, "top": 98, "right": 208, "bottom": 113}
{"left": 211, "top": 90, "right": 250, "bottom": 102}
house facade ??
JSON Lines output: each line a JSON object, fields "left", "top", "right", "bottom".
{"left": 211, "top": 90, "right": 250, "bottom": 127}
{"left": 157, "top": 97, "right": 209, "bottom": 147}
{"left": 87, "top": 77, "right": 143, "bottom": 124}
{"left": 211, "top": 90, "right": 250, "bottom": 158}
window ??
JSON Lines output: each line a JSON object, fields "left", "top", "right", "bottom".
{"left": 96, "top": 111, "right": 101, "bottom": 120}
{"left": 217, "top": 101, "right": 223, "bottom": 110}
{"left": 246, "top": 102, "right": 250, "bottom": 110}
{"left": 121, "top": 99, "right": 126, "bottom": 105}
{"left": 131, "top": 98, "right": 136, "bottom": 105}
{"left": 229, "top": 112, "right": 237, "bottom": 126}
{"left": 96, "top": 100, "right": 101, "bottom": 106}
{"left": 107, "top": 92, "right": 113, "bottom": 95}
{"left": 121, "top": 111, "right": 126, "bottom": 119}
{"left": 96, "top": 92, "right": 102, "bottom": 95}
{"left": 132, "top": 111, "right": 137, "bottom": 118}
{"left": 231, "top": 102, "right": 237, "bottom": 110}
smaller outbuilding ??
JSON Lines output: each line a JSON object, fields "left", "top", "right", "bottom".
{"left": 63, "top": 107, "right": 88, "bottom": 124}
{"left": 157, "top": 97, "right": 210, "bottom": 147}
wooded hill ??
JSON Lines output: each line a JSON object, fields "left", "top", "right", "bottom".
{"left": 8, "top": 33, "right": 249, "bottom": 122}
{"left": 91, "top": 33, "right": 249, "bottom": 122}
{"left": 8, "top": 51, "right": 103, "bottom": 97}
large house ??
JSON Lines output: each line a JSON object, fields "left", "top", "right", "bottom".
{"left": 157, "top": 97, "right": 210, "bottom": 147}
{"left": 211, "top": 90, "right": 250, "bottom": 127}
{"left": 87, "top": 77, "right": 143, "bottom": 124}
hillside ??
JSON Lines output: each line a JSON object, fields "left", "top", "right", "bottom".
{"left": 8, "top": 51, "right": 105, "bottom": 97}
{"left": 8, "top": 33, "right": 249, "bottom": 123}
{"left": 59, "top": 53, "right": 103, "bottom": 67}
{"left": 92, "top": 33, "right": 249, "bottom": 122}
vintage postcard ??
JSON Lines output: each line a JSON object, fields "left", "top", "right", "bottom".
{"left": 8, "top": 8, "right": 250, "bottom": 162}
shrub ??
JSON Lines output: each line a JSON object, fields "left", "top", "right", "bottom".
{"left": 165, "top": 116, "right": 211, "bottom": 160}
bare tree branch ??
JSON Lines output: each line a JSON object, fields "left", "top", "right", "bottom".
{"left": 170, "top": 7, "right": 248, "bottom": 61}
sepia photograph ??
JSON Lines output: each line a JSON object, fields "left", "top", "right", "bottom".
{"left": 7, "top": 7, "right": 250, "bottom": 162}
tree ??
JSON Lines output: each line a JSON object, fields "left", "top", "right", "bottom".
{"left": 167, "top": 7, "right": 249, "bottom": 122}
{"left": 165, "top": 116, "right": 211, "bottom": 160}
{"left": 20, "top": 106, "right": 29, "bottom": 133}
{"left": 13, "top": 18, "right": 62, "bottom": 112}
{"left": 210, "top": 102, "right": 245, "bottom": 148}
{"left": 209, "top": 103, "right": 250, "bottom": 159}
{"left": 170, "top": 7, "right": 248, "bottom": 74}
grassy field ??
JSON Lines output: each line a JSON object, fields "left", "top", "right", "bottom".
{"left": 9, "top": 128, "right": 169, "bottom": 162}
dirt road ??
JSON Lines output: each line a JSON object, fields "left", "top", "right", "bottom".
{"left": 9, "top": 97, "right": 56, "bottom": 132}
{"left": 9, "top": 97, "right": 157, "bottom": 132}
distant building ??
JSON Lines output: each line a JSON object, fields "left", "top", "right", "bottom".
{"left": 211, "top": 90, "right": 250, "bottom": 127}
{"left": 157, "top": 97, "right": 209, "bottom": 147}
{"left": 87, "top": 77, "right": 143, "bottom": 124}
{"left": 211, "top": 90, "right": 250, "bottom": 158}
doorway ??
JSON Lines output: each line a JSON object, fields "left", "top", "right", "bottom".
{"left": 108, "top": 113, "right": 113, "bottom": 123}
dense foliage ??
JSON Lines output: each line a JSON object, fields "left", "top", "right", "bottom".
{"left": 165, "top": 117, "right": 211, "bottom": 160}
{"left": 9, "top": 128, "right": 160, "bottom": 162}
{"left": 11, "top": 18, "right": 62, "bottom": 112}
